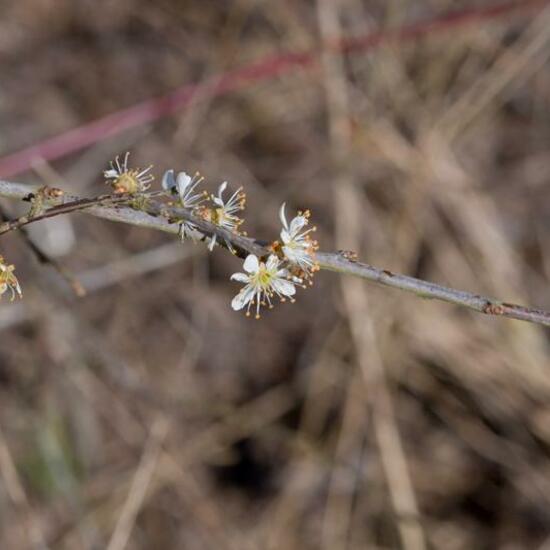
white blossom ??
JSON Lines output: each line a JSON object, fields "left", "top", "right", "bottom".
{"left": 104, "top": 152, "right": 154, "bottom": 194}
{"left": 206, "top": 181, "right": 245, "bottom": 251}
{"left": 161, "top": 170, "right": 205, "bottom": 208}
{"left": 231, "top": 254, "right": 295, "bottom": 318}
{"left": 279, "top": 202, "right": 318, "bottom": 276}
{"left": 162, "top": 170, "right": 206, "bottom": 240}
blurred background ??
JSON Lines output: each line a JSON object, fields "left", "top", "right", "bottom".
{"left": 0, "top": 1, "right": 550, "bottom": 548}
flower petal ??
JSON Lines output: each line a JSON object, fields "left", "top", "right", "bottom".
{"left": 230, "top": 273, "right": 249, "bottom": 283}
{"left": 161, "top": 169, "right": 176, "bottom": 192}
{"left": 272, "top": 278, "right": 296, "bottom": 297}
{"left": 231, "top": 285, "right": 255, "bottom": 311}
{"left": 280, "top": 229, "right": 292, "bottom": 244}
{"left": 289, "top": 215, "right": 308, "bottom": 235}
{"left": 243, "top": 254, "right": 259, "bottom": 273}
{"left": 279, "top": 202, "right": 288, "bottom": 230}
{"left": 231, "top": 294, "right": 246, "bottom": 311}
{"left": 104, "top": 169, "right": 119, "bottom": 178}
{"left": 217, "top": 181, "right": 227, "bottom": 199}
{"left": 282, "top": 246, "right": 301, "bottom": 263}
{"left": 176, "top": 172, "right": 192, "bottom": 194}
{"left": 266, "top": 255, "right": 279, "bottom": 271}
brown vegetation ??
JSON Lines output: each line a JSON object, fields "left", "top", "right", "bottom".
{"left": 0, "top": 1, "right": 549, "bottom": 548}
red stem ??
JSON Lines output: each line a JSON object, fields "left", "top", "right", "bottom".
{"left": 0, "top": 0, "right": 546, "bottom": 177}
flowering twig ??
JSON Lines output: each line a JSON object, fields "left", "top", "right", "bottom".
{"left": 0, "top": 178, "right": 549, "bottom": 327}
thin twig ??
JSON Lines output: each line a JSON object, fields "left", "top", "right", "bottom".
{"left": 0, "top": 180, "right": 549, "bottom": 327}
{"left": 0, "top": 193, "right": 132, "bottom": 236}
{"left": 316, "top": 254, "right": 550, "bottom": 326}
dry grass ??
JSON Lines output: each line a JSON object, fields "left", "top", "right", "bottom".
{"left": 0, "top": 1, "right": 549, "bottom": 548}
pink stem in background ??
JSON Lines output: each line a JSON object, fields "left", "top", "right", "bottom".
{"left": 0, "top": 0, "right": 546, "bottom": 178}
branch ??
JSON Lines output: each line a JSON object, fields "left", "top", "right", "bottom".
{"left": 0, "top": 193, "right": 132, "bottom": 235}
{"left": 0, "top": 180, "right": 549, "bottom": 327}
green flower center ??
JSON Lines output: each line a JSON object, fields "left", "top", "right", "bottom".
{"left": 252, "top": 265, "right": 274, "bottom": 289}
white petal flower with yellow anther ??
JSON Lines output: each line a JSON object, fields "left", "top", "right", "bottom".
{"left": 231, "top": 254, "right": 296, "bottom": 318}
{"left": 162, "top": 170, "right": 206, "bottom": 240}
{"left": 204, "top": 181, "right": 246, "bottom": 251}
{"left": 104, "top": 152, "right": 154, "bottom": 194}
{"left": 0, "top": 256, "right": 22, "bottom": 301}
{"left": 279, "top": 202, "right": 319, "bottom": 277}
{"left": 162, "top": 170, "right": 206, "bottom": 208}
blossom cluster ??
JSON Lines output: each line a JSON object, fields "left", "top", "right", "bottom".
{"left": 102, "top": 153, "right": 320, "bottom": 318}
{"left": 229, "top": 203, "right": 319, "bottom": 318}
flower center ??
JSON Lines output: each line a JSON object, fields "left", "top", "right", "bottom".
{"left": 214, "top": 208, "right": 227, "bottom": 224}
{"left": 252, "top": 265, "right": 274, "bottom": 289}
{"left": 115, "top": 172, "right": 140, "bottom": 193}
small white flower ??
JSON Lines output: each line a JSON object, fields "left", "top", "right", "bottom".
{"left": 162, "top": 170, "right": 206, "bottom": 240}
{"left": 104, "top": 152, "right": 154, "bottom": 194}
{"left": 162, "top": 170, "right": 205, "bottom": 208}
{"left": 279, "top": 203, "right": 319, "bottom": 276}
{"left": 0, "top": 257, "right": 22, "bottom": 301}
{"left": 206, "top": 181, "right": 246, "bottom": 251}
{"left": 231, "top": 254, "right": 296, "bottom": 318}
